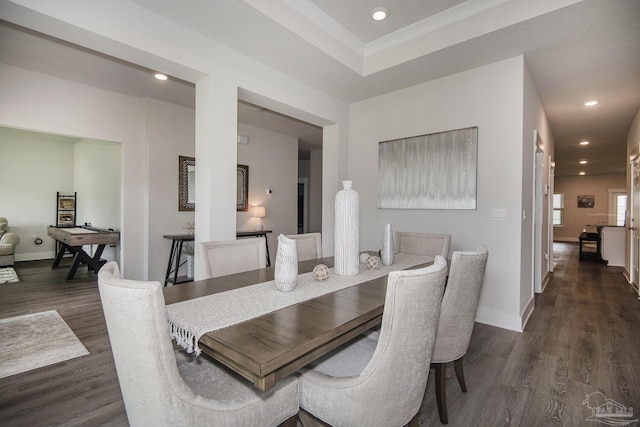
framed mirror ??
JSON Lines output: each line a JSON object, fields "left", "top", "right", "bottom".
{"left": 237, "top": 164, "right": 249, "bottom": 211}
{"left": 179, "top": 156, "right": 195, "bottom": 211}
{"left": 179, "top": 157, "right": 249, "bottom": 212}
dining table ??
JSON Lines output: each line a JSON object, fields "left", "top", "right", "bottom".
{"left": 163, "top": 254, "right": 434, "bottom": 391}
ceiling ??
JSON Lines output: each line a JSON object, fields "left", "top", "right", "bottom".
{"left": 1, "top": 0, "right": 639, "bottom": 175}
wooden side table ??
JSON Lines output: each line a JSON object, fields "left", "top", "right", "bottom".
{"left": 163, "top": 234, "right": 195, "bottom": 286}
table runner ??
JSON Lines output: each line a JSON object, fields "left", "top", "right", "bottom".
{"left": 167, "top": 253, "right": 434, "bottom": 355}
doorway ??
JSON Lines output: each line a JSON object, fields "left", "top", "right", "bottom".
{"left": 298, "top": 178, "right": 309, "bottom": 233}
{"left": 630, "top": 154, "right": 640, "bottom": 295}
{"left": 533, "top": 133, "right": 543, "bottom": 293}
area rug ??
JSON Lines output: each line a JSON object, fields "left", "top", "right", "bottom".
{"left": 0, "top": 267, "right": 19, "bottom": 284}
{"left": 0, "top": 310, "right": 90, "bottom": 379}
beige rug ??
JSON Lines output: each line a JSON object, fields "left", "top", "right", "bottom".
{"left": 0, "top": 310, "right": 90, "bottom": 379}
{"left": 0, "top": 267, "right": 19, "bottom": 284}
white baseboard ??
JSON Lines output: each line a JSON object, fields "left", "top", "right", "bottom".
{"left": 540, "top": 271, "right": 550, "bottom": 293}
{"left": 554, "top": 237, "right": 579, "bottom": 243}
{"left": 15, "top": 251, "right": 55, "bottom": 262}
{"left": 476, "top": 306, "right": 524, "bottom": 332}
{"left": 520, "top": 297, "right": 535, "bottom": 330}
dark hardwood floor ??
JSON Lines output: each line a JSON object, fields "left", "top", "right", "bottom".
{"left": 418, "top": 243, "right": 640, "bottom": 426}
{"left": 1, "top": 243, "right": 638, "bottom": 426}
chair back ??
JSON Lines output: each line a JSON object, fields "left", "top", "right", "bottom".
{"left": 197, "top": 238, "right": 266, "bottom": 279}
{"left": 285, "top": 232, "right": 322, "bottom": 261}
{"left": 395, "top": 231, "right": 451, "bottom": 258}
{"left": 98, "top": 262, "right": 198, "bottom": 425}
{"left": 325, "top": 256, "right": 447, "bottom": 425}
{"left": 432, "top": 246, "right": 489, "bottom": 363}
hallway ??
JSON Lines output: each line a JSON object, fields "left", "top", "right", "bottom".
{"left": 418, "top": 242, "right": 640, "bottom": 426}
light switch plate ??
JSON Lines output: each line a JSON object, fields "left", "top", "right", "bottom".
{"left": 491, "top": 208, "right": 506, "bottom": 220}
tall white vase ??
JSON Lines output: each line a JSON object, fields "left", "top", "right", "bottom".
{"left": 334, "top": 180, "right": 359, "bottom": 276}
{"left": 274, "top": 234, "right": 298, "bottom": 292}
{"left": 381, "top": 223, "right": 394, "bottom": 266}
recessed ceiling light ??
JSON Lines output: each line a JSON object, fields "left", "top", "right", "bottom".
{"left": 154, "top": 73, "right": 168, "bottom": 81}
{"left": 579, "top": 172, "right": 586, "bottom": 175}
{"left": 579, "top": 140, "right": 590, "bottom": 145}
{"left": 584, "top": 100, "right": 598, "bottom": 106}
{"left": 579, "top": 160, "right": 587, "bottom": 164}
{"left": 371, "top": 7, "right": 389, "bottom": 21}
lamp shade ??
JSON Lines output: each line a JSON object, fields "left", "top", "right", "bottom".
{"left": 253, "top": 206, "right": 266, "bottom": 218}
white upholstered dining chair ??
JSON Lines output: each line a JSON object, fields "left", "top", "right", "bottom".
{"left": 395, "top": 231, "right": 451, "bottom": 259}
{"left": 98, "top": 261, "right": 299, "bottom": 427}
{"left": 431, "top": 245, "right": 488, "bottom": 424}
{"left": 297, "top": 256, "right": 449, "bottom": 427}
{"left": 285, "top": 232, "right": 322, "bottom": 261}
{"left": 197, "top": 237, "right": 266, "bottom": 279}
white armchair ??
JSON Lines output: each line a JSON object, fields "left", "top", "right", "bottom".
{"left": 298, "top": 257, "right": 449, "bottom": 427}
{"left": 285, "top": 233, "right": 322, "bottom": 261}
{"left": 98, "top": 261, "right": 299, "bottom": 427}
{"left": 197, "top": 238, "right": 266, "bottom": 279}
{"left": 0, "top": 217, "right": 20, "bottom": 267}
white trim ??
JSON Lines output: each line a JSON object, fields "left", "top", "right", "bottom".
{"left": 475, "top": 306, "right": 524, "bottom": 332}
{"left": 608, "top": 188, "right": 627, "bottom": 226}
{"left": 520, "top": 296, "right": 536, "bottom": 330}
{"left": 298, "top": 178, "right": 309, "bottom": 234}
{"left": 554, "top": 237, "right": 579, "bottom": 243}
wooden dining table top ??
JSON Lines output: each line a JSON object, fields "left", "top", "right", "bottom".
{"left": 163, "top": 256, "right": 432, "bottom": 391}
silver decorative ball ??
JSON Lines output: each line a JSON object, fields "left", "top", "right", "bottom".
{"left": 359, "top": 252, "right": 371, "bottom": 263}
{"left": 366, "top": 255, "right": 381, "bottom": 270}
{"left": 312, "top": 264, "right": 330, "bottom": 281}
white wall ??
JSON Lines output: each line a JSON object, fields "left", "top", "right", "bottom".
{"left": 522, "top": 60, "right": 555, "bottom": 318}
{"left": 237, "top": 122, "right": 298, "bottom": 256}
{"left": 348, "top": 57, "right": 527, "bottom": 331}
{"left": 0, "top": 127, "right": 122, "bottom": 263}
{"left": 0, "top": 63, "right": 148, "bottom": 279}
{"left": 1, "top": 2, "right": 560, "bottom": 332}
{"left": 309, "top": 149, "right": 323, "bottom": 235}
{"left": 146, "top": 99, "right": 195, "bottom": 282}
{"left": 0, "top": 126, "right": 76, "bottom": 261}
{"left": 0, "top": 0, "right": 350, "bottom": 280}
{"left": 74, "top": 139, "right": 121, "bottom": 231}
{"left": 74, "top": 139, "right": 122, "bottom": 263}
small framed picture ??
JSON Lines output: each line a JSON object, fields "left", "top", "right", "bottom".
{"left": 58, "top": 197, "right": 75, "bottom": 210}
{"left": 578, "top": 195, "right": 594, "bottom": 208}
{"left": 58, "top": 212, "right": 75, "bottom": 226}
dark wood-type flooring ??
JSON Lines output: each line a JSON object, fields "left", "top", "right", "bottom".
{"left": 0, "top": 243, "right": 638, "bottom": 426}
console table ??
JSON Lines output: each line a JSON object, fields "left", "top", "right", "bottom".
{"left": 164, "top": 230, "right": 273, "bottom": 287}
{"left": 236, "top": 230, "right": 273, "bottom": 267}
{"left": 163, "top": 234, "right": 195, "bottom": 286}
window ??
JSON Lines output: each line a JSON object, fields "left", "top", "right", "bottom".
{"left": 616, "top": 194, "right": 627, "bottom": 226}
{"left": 553, "top": 194, "right": 564, "bottom": 227}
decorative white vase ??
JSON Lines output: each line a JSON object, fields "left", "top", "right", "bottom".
{"left": 334, "top": 180, "right": 359, "bottom": 276}
{"left": 274, "top": 234, "right": 298, "bottom": 292}
{"left": 381, "top": 223, "right": 394, "bottom": 266}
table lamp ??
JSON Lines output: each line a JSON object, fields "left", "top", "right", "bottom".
{"left": 253, "top": 206, "right": 266, "bottom": 231}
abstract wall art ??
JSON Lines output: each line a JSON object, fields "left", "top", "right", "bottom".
{"left": 378, "top": 126, "right": 478, "bottom": 209}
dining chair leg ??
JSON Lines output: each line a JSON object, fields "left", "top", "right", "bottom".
{"left": 434, "top": 362, "right": 448, "bottom": 424}
{"left": 453, "top": 357, "right": 467, "bottom": 392}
